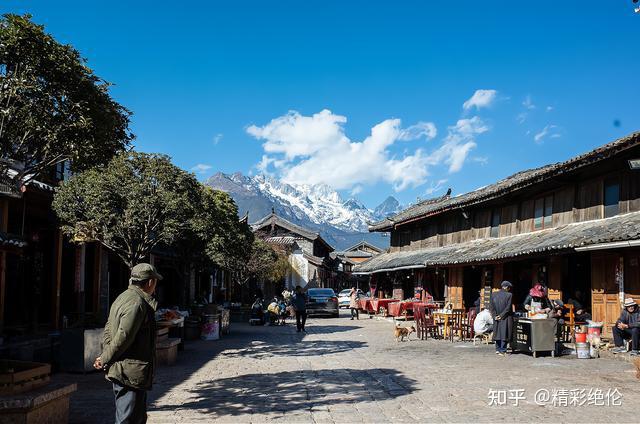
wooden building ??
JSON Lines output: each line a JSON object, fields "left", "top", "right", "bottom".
{"left": 331, "top": 241, "right": 384, "bottom": 291}
{"left": 252, "top": 211, "right": 335, "bottom": 290}
{"left": 357, "top": 131, "right": 640, "bottom": 336}
{"left": 0, "top": 164, "right": 198, "bottom": 362}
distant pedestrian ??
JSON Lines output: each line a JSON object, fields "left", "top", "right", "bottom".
{"left": 292, "top": 285, "right": 307, "bottom": 332}
{"left": 94, "top": 263, "right": 163, "bottom": 424}
{"left": 490, "top": 281, "right": 513, "bottom": 356}
{"left": 349, "top": 287, "right": 359, "bottom": 320}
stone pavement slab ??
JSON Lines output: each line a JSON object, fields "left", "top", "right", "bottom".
{"left": 63, "top": 310, "right": 640, "bottom": 423}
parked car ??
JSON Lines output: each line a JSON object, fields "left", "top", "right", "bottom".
{"left": 338, "top": 289, "right": 363, "bottom": 308}
{"left": 306, "top": 288, "right": 340, "bottom": 317}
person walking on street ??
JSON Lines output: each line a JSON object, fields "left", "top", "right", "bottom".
{"left": 490, "top": 281, "right": 514, "bottom": 356}
{"left": 93, "top": 263, "right": 163, "bottom": 424}
{"left": 292, "top": 285, "right": 307, "bottom": 332}
{"left": 349, "top": 287, "right": 359, "bottom": 320}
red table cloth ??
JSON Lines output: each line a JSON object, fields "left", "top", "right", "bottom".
{"left": 370, "top": 299, "right": 399, "bottom": 315}
{"left": 388, "top": 301, "right": 438, "bottom": 317}
{"left": 358, "top": 298, "right": 375, "bottom": 313}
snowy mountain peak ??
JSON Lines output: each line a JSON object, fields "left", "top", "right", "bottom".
{"left": 206, "top": 172, "right": 401, "bottom": 249}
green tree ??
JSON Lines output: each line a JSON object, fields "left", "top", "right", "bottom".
{"left": 0, "top": 14, "right": 132, "bottom": 185}
{"left": 52, "top": 152, "right": 199, "bottom": 268}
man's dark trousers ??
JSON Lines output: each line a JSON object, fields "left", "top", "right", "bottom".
{"left": 295, "top": 311, "right": 307, "bottom": 332}
{"left": 113, "top": 382, "right": 147, "bottom": 424}
{"left": 495, "top": 339, "right": 508, "bottom": 353}
{"left": 613, "top": 326, "right": 640, "bottom": 350}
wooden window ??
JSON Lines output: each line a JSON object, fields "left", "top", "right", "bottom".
{"left": 604, "top": 179, "right": 620, "bottom": 218}
{"left": 490, "top": 209, "right": 500, "bottom": 238}
{"left": 534, "top": 195, "right": 553, "bottom": 230}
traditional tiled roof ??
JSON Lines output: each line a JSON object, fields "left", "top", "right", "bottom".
{"left": 342, "top": 240, "right": 385, "bottom": 254}
{"left": 369, "top": 131, "right": 640, "bottom": 231}
{"left": 0, "top": 233, "right": 27, "bottom": 249}
{"left": 263, "top": 236, "right": 301, "bottom": 246}
{"left": 356, "top": 211, "right": 640, "bottom": 273}
{"left": 251, "top": 212, "right": 334, "bottom": 252}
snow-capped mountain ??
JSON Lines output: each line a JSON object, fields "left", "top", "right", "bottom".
{"left": 206, "top": 172, "right": 403, "bottom": 250}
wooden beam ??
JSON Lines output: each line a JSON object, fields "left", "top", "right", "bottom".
{"left": 93, "top": 244, "right": 101, "bottom": 314}
{"left": 52, "top": 230, "right": 63, "bottom": 329}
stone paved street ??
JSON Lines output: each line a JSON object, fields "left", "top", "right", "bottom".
{"left": 65, "top": 311, "right": 640, "bottom": 423}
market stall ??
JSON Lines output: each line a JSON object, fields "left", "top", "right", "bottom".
{"left": 370, "top": 298, "right": 398, "bottom": 316}
{"left": 388, "top": 300, "right": 439, "bottom": 318}
{"left": 512, "top": 317, "right": 557, "bottom": 358}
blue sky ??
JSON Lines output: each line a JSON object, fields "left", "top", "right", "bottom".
{"left": 4, "top": 1, "right": 640, "bottom": 208}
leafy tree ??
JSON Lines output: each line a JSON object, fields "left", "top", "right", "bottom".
{"left": 52, "top": 152, "right": 199, "bottom": 268}
{"left": 234, "top": 238, "right": 291, "bottom": 286}
{"left": 0, "top": 14, "right": 132, "bottom": 185}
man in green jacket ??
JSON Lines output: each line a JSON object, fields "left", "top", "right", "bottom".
{"left": 93, "top": 263, "right": 162, "bottom": 424}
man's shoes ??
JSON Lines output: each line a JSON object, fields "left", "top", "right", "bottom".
{"left": 495, "top": 351, "right": 501, "bottom": 355}
{"left": 630, "top": 350, "right": 640, "bottom": 356}
{"left": 497, "top": 352, "right": 506, "bottom": 357}
{"left": 610, "top": 346, "right": 627, "bottom": 354}
{"left": 351, "top": 317, "right": 354, "bottom": 320}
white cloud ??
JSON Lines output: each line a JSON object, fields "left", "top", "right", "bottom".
{"left": 463, "top": 89, "right": 498, "bottom": 111}
{"left": 517, "top": 112, "right": 528, "bottom": 124}
{"left": 522, "top": 95, "right": 536, "bottom": 110}
{"left": 398, "top": 121, "right": 437, "bottom": 141}
{"left": 247, "top": 110, "right": 348, "bottom": 160}
{"left": 247, "top": 110, "right": 488, "bottom": 193}
{"left": 213, "top": 133, "right": 223, "bottom": 145}
{"left": 546, "top": 106, "right": 554, "bottom": 112}
{"left": 425, "top": 179, "right": 448, "bottom": 195}
{"left": 471, "top": 156, "right": 489, "bottom": 166}
{"left": 350, "top": 185, "right": 363, "bottom": 196}
{"left": 191, "top": 164, "right": 212, "bottom": 175}
{"left": 534, "top": 125, "right": 560, "bottom": 143}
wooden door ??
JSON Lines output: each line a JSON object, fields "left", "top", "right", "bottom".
{"left": 591, "top": 253, "right": 620, "bottom": 337}
{"left": 447, "top": 267, "right": 464, "bottom": 308}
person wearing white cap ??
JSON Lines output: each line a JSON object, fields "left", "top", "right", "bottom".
{"left": 611, "top": 297, "right": 640, "bottom": 355}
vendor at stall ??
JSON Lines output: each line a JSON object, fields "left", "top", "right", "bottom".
{"left": 523, "top": 283, "right": 552, "bottom": 315}
{"left": 611, "top": 298, "right": 640, "bottom": 355}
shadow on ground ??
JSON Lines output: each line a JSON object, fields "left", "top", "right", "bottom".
{"left": 221, "top": 339, "right": 367, "bottom": 359}
{"left": 302, "top": 324, "right": 362, "bottom": 335}
{"left": 150, "top": 368, "right": 417, "bottom": 416}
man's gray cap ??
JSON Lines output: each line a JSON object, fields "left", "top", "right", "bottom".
{"left": 131, "top": 263, "right": 163, "bottom": 281}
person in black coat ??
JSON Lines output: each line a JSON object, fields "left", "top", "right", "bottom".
{"left": 490, "top": 281, "right": 514, "bottom": 356}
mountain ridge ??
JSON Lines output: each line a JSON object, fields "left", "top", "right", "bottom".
{"left": 206, "top": 172, "right": 404, "bottom": 250}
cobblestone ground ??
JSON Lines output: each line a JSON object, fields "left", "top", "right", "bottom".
{"left": 64, "top": 310, "right": 640, "bottom": 423}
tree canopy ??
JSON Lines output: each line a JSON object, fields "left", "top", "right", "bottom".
{"left": 52, "top": 152, "right": 199, "bottom": 268}
{"left": 0, "top": 14, "right": 132, "bottom": 185}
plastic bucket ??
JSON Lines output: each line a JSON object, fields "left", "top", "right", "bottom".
{"left": 575, "top": 331, "right": 587, "bottom": 343}
{"left": 587, "top": 325, "right": 602, "bottom": 338}
{"left": 201, "top": 314, "right": 220, "bottom": 340}
{"left": 576, "top": 342, "right": 590, "bottom": 359}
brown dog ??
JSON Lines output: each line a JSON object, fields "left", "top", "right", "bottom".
{"left": 394, "top": 325, "right": 415, "bottom": 342}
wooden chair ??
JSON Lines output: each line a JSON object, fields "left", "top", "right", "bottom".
{"left": 461, "top": 309, "right": 477, "bottom": 342}
{"left": 415, "top": 305, "right": 440, "bottom": 340}
{"left": 448, "top": 309, "right": 466, "bottom": 342}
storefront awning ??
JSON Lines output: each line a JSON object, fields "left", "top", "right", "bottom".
{"left": 355, "top": 211, "right": 640, "bottom": 274}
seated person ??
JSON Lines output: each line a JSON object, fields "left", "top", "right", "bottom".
{"left": 523, "top": 283, "right": 552, "bottom": 314}
{"left": 473, "top": 308, "right": 494, "bottom": 336}
{"left": 549, "top": 299, "right": 565, "bottom": 324}
{"left": 567, "top": 290, "right": 585, "bottom": 311}
{"left": 473, "top": 290, "right": 482, "bottom": 314}
{"left": 574, "top": 308, "right": 592, "bottom": 322}
{"left": 611, "top": 298, "right": 640, "bottom": 355}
